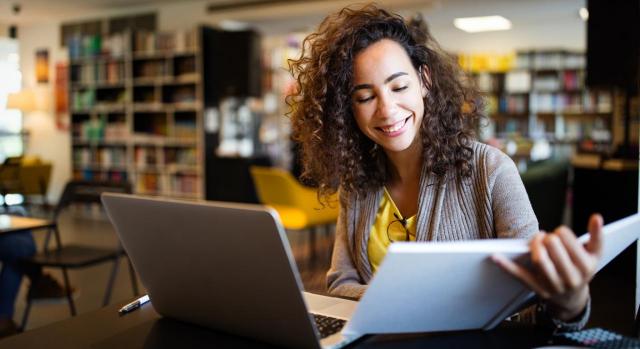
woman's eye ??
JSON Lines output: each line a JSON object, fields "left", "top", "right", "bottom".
{"left": 356, "top": 96, "right": 374, "bottom": 104}
{"left": 393, "top": 85, "right": 408, "bottom": 92}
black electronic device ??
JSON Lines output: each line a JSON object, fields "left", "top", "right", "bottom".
{"left": 555, "top": 328, "right": 640, "bottom": 348}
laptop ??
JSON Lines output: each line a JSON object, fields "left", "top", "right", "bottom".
{"left": 102, "top": 193, "right": 361, "bottom": 349}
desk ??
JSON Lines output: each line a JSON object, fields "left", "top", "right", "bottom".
{"left": 0, "top": 214, "right": 55, "bottom": 235}
{"left": 0, "top": 299, "right": 555, "bottom": 349}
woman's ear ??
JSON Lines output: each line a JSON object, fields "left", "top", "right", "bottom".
{"left": 419, "top": 65, "right": 431, "bottom": 98}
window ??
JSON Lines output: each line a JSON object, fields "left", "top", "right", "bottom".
{"left": 0, "top": 37, "right": 22, "bottom": 163}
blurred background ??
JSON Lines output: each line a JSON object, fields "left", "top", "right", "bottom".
{"left": 0, "top": 0, "right": 638, "bottom": 339}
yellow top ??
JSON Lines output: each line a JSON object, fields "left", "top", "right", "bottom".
{"left": 367, "top": 188, "right": 416, "bottom": 273}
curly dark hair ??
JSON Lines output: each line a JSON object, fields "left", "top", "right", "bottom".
{"left": 288, "top": 4, "right": 483, "bottom": 201}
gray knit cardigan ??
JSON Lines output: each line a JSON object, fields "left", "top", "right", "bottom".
{"left": 326, "top": 142, "right": 589, "bottom": 331}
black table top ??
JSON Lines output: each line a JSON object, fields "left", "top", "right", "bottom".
{"left": 0, "top": 298, "right": 556, "bottom": 349}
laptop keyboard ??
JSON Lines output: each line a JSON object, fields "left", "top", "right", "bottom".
{"left": 313, "top": 314, "right": 347, "bottom": 339}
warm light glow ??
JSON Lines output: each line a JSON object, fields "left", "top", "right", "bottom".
{"left": 453, "top": 15, "right": 512, "bottom": 33}
{"left": 579, "top": 7, "right": 589, "bottom": 21}
{"left": 6, "top": 88, "right": 50, "bottom": 112}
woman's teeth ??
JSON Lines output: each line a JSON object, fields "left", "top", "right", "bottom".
{"left": 380, "top": 117, "right": 409, "bottom": 133}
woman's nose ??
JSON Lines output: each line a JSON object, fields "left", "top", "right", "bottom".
{"left": 376, "top": 91, "right": 397, "bottom": 119}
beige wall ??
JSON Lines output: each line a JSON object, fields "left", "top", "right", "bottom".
{"left": 18, "top": 23, "right": 69, "bottom": 204}
{"left": 0, "top": 23, "right": 8, "bottom": 38}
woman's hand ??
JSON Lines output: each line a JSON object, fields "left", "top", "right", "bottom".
{"left": 493, "top": 214, "right": 604, "bottom": 321}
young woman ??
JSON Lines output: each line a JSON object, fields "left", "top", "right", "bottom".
{"left": 288, "top": 4, "right": 602, "bottom": 331}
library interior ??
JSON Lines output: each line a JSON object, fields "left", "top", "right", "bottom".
{"left": 0, "top": 0, "right": 639, "bottom": 348}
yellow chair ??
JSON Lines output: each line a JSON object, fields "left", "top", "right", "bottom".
{"left": 0, "top": 156, "right": 52, "bottom": 208}
{"left": 249, "top": 166, "right": 339, "bottom": 260}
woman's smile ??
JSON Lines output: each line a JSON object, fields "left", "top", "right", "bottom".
{"left": 376, "top": 115, "right": 412, "bottom": 136}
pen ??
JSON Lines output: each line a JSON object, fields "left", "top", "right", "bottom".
{"left": 118, "top": 294, "right": 150, "bottom": 314}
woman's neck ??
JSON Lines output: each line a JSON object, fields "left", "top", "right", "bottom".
{"left": 384, "top": 138, "right": 423, "bottom": 186}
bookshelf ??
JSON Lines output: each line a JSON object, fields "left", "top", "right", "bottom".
{"left": 68, "top": 29, "right": 204, "bottom": 199}
{"left": 465, "top": 50, "right": 614, "bottom": 147}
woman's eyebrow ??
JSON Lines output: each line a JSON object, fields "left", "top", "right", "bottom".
{"left": 352, "top": 72, "right": 409, "bottom": 92}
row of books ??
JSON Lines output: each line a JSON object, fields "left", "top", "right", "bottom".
{"left": 532, "top": 71, "right": 586, "bottom": 92}
{"left": 71, "top": 61, "right": 125, "bottom": 85}
{"left": 71, "top": 89, "right": 129, "bottom": 110}
{"left": 479, "top": 70, "right": 594, "bottom": 95}
{"left": 132, "top": 29, "right": 198, "bottom": 54}
{"left": 74, "top": 169, "right": 128, "bottom": 182}
{"left": 499, "top": 95, "right": 528, "bottom": 115}
{"left": 134, "top": 147, "right": 198, "bottom": 167}
{"left": 72, "top": 90, "right": 95, "bottom": 110}
{"left": 530, "top": 91, "right": 612, "bottom": 114}
{"left": 173, "top": 120, "right": 197, "bottom": 139}
{"left": 515, "top": 51, "right": 585, "bottom": 70}
{"left": 164, "top": 147, "right": 197, "bottom": 166}
{"left": 485, "top": 91, "right": 612, "bottom": 115}
{"left": 564, "top": 120, "right": 612, "bottom": 142}
{"left": 72, "top": 118, "right": 128, "bottom": 141}
{"left": 73, "top": 147, "right": 127, "bottom": 168}
{"left": 134, "top": 172, "right": 199, "bottom": 195}
{"left": 134, "top": 147, "right": 159, "bottom": 168}
{"left": 485, "top": 95, "right": 529, "bottom": 115}
{"left": 73, "top": 147, "right": 198, "bottom": 173}
{"left": 68, "top": 33, "right": 129, "bottom": 60}
{"left": 133, "top": 60, "right": 169, "bottom": 78}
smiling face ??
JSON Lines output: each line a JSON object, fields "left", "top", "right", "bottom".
{"left": 351, "top": 39, "right": 427, "bottom": 157}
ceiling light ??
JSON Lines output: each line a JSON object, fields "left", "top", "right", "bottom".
{"left": 579, "top": 7, "right": 589, "bottom": 21}
{"left": 453, "top": 15, "right": 512, "bottom": 33}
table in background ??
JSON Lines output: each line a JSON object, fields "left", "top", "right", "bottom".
{"left": 0, "top": 214, "right": 55, "bottom": 235}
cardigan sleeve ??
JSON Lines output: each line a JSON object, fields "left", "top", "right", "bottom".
{"left": 484, "top": 146, "right": 590, "bottom": 331}
{"left": 485, "top": 148, "right": 539, "bottom": 239}
{"left": 326, "top": 191, "right": 367, "bottom": 299}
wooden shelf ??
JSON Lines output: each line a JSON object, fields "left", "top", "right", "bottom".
{"left": 74, "top": 164, "right": 128, "bottom": 171}
{"left": 72, "top": 139, "right": 128, "bottom": 147}
{"left": 69, "top": 29, "right": 204, "bottom": 200}
{"left": 70, "top": 55, "right": 127, "bottom": 65}
{"left": 132, "top": 49, "right": 198, "bottom": 60}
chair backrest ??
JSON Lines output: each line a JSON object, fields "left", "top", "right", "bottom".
{"left": 521, "top": 159, "right": 569, "bottom": 231}
{"left": 249, "top": 166, "right": 316, "bottom": 209}
{"left": 0, "top": 156, "right": 22, "bottom": 190}
{"left": 54, "top": 180, "right": 133, "bottom": 219}
{"left": 19, "top": 163, "right": 52, "bottom": 196}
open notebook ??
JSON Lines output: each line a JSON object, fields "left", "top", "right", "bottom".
{"left": 343, "top": 213, "right": 640, "bottom": 335}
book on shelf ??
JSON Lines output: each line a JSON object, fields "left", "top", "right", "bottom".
{"left": 171, "top": 173, "right": 198, "bottom": 195}
{"left": 173, "top": 120, "right": 197, "bottom": 139}
{"left": 136, "top": 173, "right": 161, "bottom": 193}
{"left": 504, "top": 71, "right": 530, "bottom": 93}
{"left": 532, "top": 75, "right": 560, "bottom": 91}
{"left": 164, "top": 147, "right": 197, "bottom": 167}
{"left": 104, "top": 122, "right": 129, "bottom": 140}
{"left": 133, "top": 29, "right": 198, "bottom": 54}
{"left": 100, "top": 147, "right": 126, "bottom": 168}
{"left": 135, "top": 147, "right": 158, "bottom": 169}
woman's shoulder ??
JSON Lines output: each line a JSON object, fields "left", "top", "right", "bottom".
{"left": 469, "top": 141, "right": 517, "bottom": 177}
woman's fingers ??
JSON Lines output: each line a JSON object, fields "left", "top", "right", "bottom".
{"left": 586, "top": 213, "right": 604, "bottom": 257}
{"left": 531, "top": 232, "right": 566, "bottom": 294}
{"left": 491, "top": 253, "right": 550, "bottom": 299}
{"left": 555, "top": 227, "right": 597, "bottom": 280}
{"left": 543, "top": 231, "right": 582, "bottom": 289}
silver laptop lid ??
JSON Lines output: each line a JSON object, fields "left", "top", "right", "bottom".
{"left": 102, "top": 193, "right": 321, "bottom": 349}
